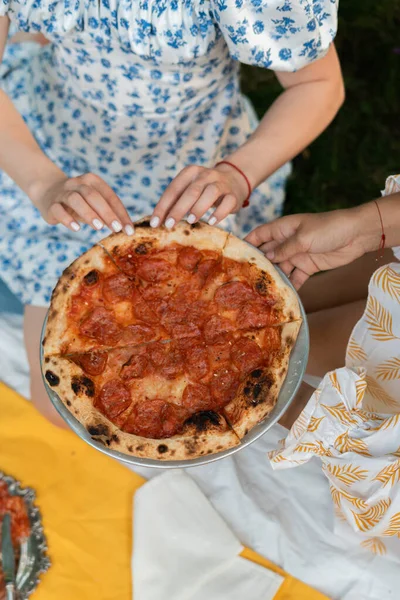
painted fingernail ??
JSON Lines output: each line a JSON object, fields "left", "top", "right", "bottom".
{"left": 187, "top": 214, "right": 196, "bottom": 224}
{"left": 165, "top": 217, "right": 175, "bottom": 229}
{"left": 71, "top": 221, "right": 80, "bottom": 231}
{"left": 208, "top": 216, "right": 217, "bottom": 226}
{"left": 266, "top": 251, "right": 275, "bottom": 260}
{"left": 124, "top": 224, "right": 134, "bottom": 236}
{"left": 92, "top": 218, "right": 103, "bottom": 230}
{"left": 150, "top": 216, "right": 160, "bottom": 228}
{"left": 111, "top": 220, "right": 122, "bottom": 232}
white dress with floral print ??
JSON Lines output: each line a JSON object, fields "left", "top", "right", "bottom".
{"left": 0, "top": 0, "right": 338, "bottom": 306}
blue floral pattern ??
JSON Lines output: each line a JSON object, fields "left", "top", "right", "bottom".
{"left": 0, "top": 0, "right": 337, "bottom": 306}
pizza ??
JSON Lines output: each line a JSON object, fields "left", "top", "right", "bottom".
{"left": 42, "top": 219, "right": 302, "bottom": 461}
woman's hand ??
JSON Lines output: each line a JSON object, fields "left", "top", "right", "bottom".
{"left": 33, "top": 172, "right": 134, "bottom": 235}
{"left": 246, "top": 208, "right": 371, "bottom": 289}
{"left": 149, "top": 163, "right": 249, "bottom": 229}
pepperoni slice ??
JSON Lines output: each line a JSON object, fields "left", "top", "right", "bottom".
{"left": 122, "top": 400, "right": 189, "bottom": 438}
{"left": 178, "top": 338, "right": 209, "bottom": 380}
{"left": 237, "top": 302, "right": 279, "bottom": 329}
{"left": 132, "top": 290, "right": 159, "bottom": 323}
{"left": 96, "top": 379, "right": 131, "bottom": 420}
{"left": 120, "top": 352, "right": 149, "bottom": 380}
{"left": 208, "top": 334, "right": 235, "bottom": 371}
{"left": 119, "top": 324, "right": 157, "bottom": 345}
{"left": 231, "top": 338, "right": 263, "bottom": 373}
{"left": 103, "top": 273, "right": 133, "bottom": 303}
{"left": 203, "top": 314, "right": 234, "bottom": 343}
{"left": 182, "top": 383, "right": 213, "bottom": 412}
{"left": 214, "top": 281, "right": 256, "bottom": 309}
{"left": 79, "top": 307, "right": 122, "bottom": 345}
{"left": 149, "top": 343, "right": 184, "bottom": 379}
{"left": 136, "top": 258, "right": 172, "bottom": 282}
{"left": 71, "top": 351, "right": 108, "bottom": 376}
{"left": 195, "top": 258, "right": 221, "bottom": 285}
{"left": 178, "top": 246, "right": 202, "bottom": 271}
{"left": 263, "top": 328, "right": 281, "bottom": 353}
{"left": 186, "top": 300, "right": 214, "bottom": 327}
{"left": 210, "top": 369, "right": 240, "bottom": 408}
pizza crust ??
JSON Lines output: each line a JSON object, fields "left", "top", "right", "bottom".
{"left": 42, "top": 355, "right": 240, "bottom": 461}
{"left": 223, "top": 321, "right": 302, "bottom": 438}
{"left": 222, "top": 234, "right": 301, "bottom": 322}
{"left": 43, "top": 245, "right": 119, "bottom": 357}
{"left": 98, "top": 217, "right": 230, "bottom": 260}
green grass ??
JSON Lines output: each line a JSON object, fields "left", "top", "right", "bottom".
{"left": 241, "top": 0, "right": 400, "bottom": 214}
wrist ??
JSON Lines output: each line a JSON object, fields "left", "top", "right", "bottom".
{"left": 215, "top": 160, "right": 251, "bottom": 205}
{"left": 350, "top": 201, "right": 384, "bottom": 254}
{"left": 27, "top": 162, "right": 66, "bottom": 208}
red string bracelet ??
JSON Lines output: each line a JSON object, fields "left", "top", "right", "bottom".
{"left": 373, "top": 199, "right": 386, "bottom": 260}
{"left": 215, "top": 161, "right": 252, "bottom": 208}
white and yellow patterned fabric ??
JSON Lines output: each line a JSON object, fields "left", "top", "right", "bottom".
{"left": 270, "top": 174, "right": 400, "bottom": 561}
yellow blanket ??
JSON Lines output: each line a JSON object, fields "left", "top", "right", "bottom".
{"left": 0, "top": 383, "right": 328, "bottom": 600}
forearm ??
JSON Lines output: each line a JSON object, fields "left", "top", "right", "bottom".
{"left": 353, "top": 193, "right": 400, "bottom": 252}
{"left": 226, "top": 77, "right": 344, "bottom": 189}
{"left": 0, "top": 90, "right": 64, "bottom": 204}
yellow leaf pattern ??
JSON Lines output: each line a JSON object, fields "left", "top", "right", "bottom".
{"left": 355, "top": 379, "right": 367, "bottom": 406}
{"left": 321, "top": 402, "right": 357, "bottom": 426}
{"left": 376, "top": 357, "right": 400, "bottom": 382}
{"left": 392, "top": 447, "right": 400, "bottom": 458}
{"left": 360, "top": 538, "right": 387, "bottom": 556}
{"left": 365, "top": 376, "right": 398, "bottom": 409}
{"left": 270, "top": 454, "right": 287, "bottom": 464}
{"left": 382, "top": 512, "right": 400, "bottom": 537}
{"left": 329, "top": 372, "right": 342, "bottom": 394}
{"left": 370, "top": 414, "right": 400, "bottom": 432}
{"left": 291, "top": 411, "right": 309, "bottom": 440}
{"left": 351, "top": 499, "right": 391, "bottom": 532}
{"left": 374, "top": 461, "right": 400, "bottom": 488}
{"left": 347, "top": 338, "right": 368, "bottom": 362}
{"left": 373, "top": 265, "right": 400, "bottom": 303}
{"left": 307, "top": 416, "right": 325, "bottom": 432}
{"left": 330, "top": 485, "right": 368, "bottom": 510}
{"left": 325, "top": 463, "right": 368, "bottom": 487}
{"left": 365, "top": 296, "right": 399, "bottom": 342}
{"left": 334, "top": 431, "right": 371, "bottom": 457}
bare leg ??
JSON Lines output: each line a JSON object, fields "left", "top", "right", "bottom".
{"left": 24, "top": 305, "right": 67, "bottom": 428}
{"left": 300, "top": 248, "right": 394, "bottom": 314}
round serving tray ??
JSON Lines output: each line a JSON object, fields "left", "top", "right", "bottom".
{"left": 0, "top": 472, "right": 50, "bottom": 598}
{"left": 41, "top": 263, "right": 309, "bottom": 469}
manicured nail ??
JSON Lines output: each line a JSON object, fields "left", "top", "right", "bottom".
{"left": 165, "top": 217, "right": 175, "bottom": 229}
{"left": 124, "top": 224, "right": 134, "bottom": 236}
{"left": 71, "top": 221, "right": 80, "bottom": 231}
{"left": 266, "top": 251, "right": 274, "bottom": 260}
{"left": 208, "top": 216, "right": 217, "bottom": 226}
{"left": 187, "top": 214, "right": 196, "bottom": 224}
{"left": 150, "top": 216, "right": 160, "bottom": 228}
{"left": 92, "top": 218, "right": 103, "bottom": 230}
{"left": 111, "top": 220, "right": 122, "bottom": 232}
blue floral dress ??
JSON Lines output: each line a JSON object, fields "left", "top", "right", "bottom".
{"left": 0, "top": 0, "right": 337, "bottom": 306}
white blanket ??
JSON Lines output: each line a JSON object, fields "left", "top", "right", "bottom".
{"left": 1, "top": 312, "right": 398, "bottom": 600}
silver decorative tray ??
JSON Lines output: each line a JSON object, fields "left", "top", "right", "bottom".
{"left": 0, "top": 473, "right": 50, "bottom": 598}
{"left": 41, "top": 265, "right": 309, "bottom": 469}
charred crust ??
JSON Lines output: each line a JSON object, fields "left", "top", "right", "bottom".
{"left": 185, "top": 410, "right": 221, "bottom": 432}
{"left": 42, "top": 336, "right": 47, "bottom": 346}
{"left": 83, "top": 269, "right": 99, "bottom": 286}
{"left": 251, "top": 369, "right": 263, "bottom": 379}
{"left": 190, "top": 222, "right": 202, "bottom": 229}
{"left": 157, "top": 444, "right": 168, "bottom": 454}
{"left": 45, "top": 370, "right": 60, "bottom": 387}
{"left": 183, "top": 230, "right": 190, "bottom": 236}
{"left": 87, "top": 424, "right": 109, "bottom": 437}
{"left": 136, "top": 445, "right": 144, "bottom": 451}
{"left": 62, "top": 284, "right": 68, "bottom": 293}
{"left": 138, "top": 219, "right": 151, "bottom": 228}
{"left": 255, "top": 278, "right": 267, "bottom": 294}
{"left": 111, "top": 434, "right": 119, "bottom": 443}
{"left": 243, "top": 374, "right": 274, "bottom": 406}
{"left": 135, "top": 243, "right": 148, "bottom": 255}
{"left": 66, "top": 400, "right": 71, "bottom": 407}
{"left": 184, "top": 439, "right": 197, "bottom": 455}
{"left": 105, "top": 439, "right": 111, "bottom": 446}
{"left": 127, "top": 445, "right": 133, "bottom": 452}
{"left": 84, "top": 258, "right": 90, "bottom": 265}
{"left": 71, "top": 375, "right": 95, "bottom": 397}
{"left": 44, "top": 357, "right": 50, "bottom": 364}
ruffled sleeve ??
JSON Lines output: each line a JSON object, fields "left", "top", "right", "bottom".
{"left": 211, "top": 0, "right": 338, "bottom": 72}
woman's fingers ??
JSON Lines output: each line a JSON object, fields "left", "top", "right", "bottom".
{"left": 278, "top": 260, "right": 295, "bottom": 277}
{"left": 88, "top": 175, "right": 134, "bottom": 235}
{"left": 151, "top": 166, "right": 202, "bottom": 227}
{"left": 290, "top": 267, "right": 310, "bottom": 290}
{"left": 49, "top": 203, "right": 81, "bottom": 232}
{"left": 185, "top": 182, "right": 226, "bottom": 224}
{"left": 208, "top": 194, "right": 237, "bottom": 225}
{"left": 66, "top": 189, "right": 106, "bottom": 231}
